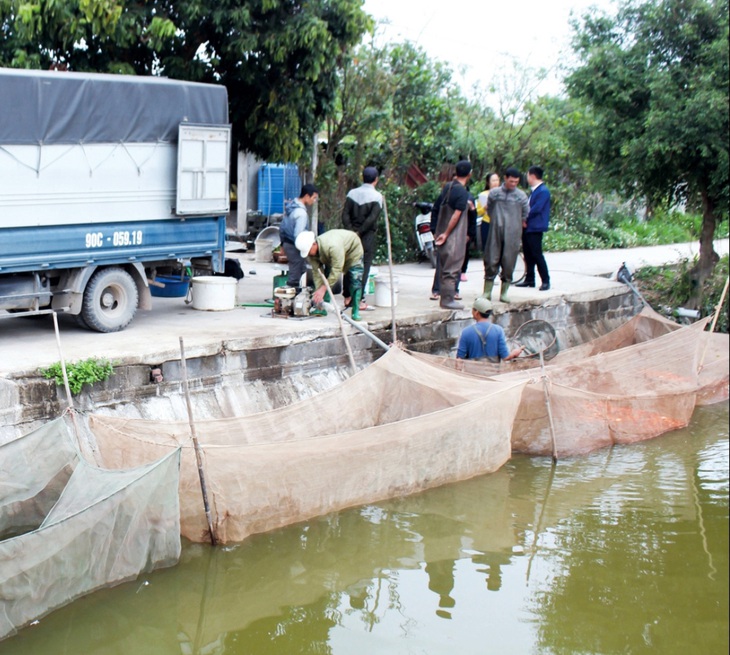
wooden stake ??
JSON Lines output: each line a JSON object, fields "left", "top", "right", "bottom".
{"left": 699, "top": 275, "right": 729, "bottom": 371}
{"left": 51, "top": 311, "right": 85, "bottom": 455}
{"left": 179, "top": 337, "right": 217, "bottom": 546}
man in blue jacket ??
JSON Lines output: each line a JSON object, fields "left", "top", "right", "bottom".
{"left": 517, "top": 166, "right": 551, "bottom": 290}
{"left": 279, "top": 184, "right": 318, "bottom": 287}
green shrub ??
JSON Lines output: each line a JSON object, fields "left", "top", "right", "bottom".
{"left": 634, "top": 255, "right": 729, "bottom": 333}
{"left": 41, "top": 358, "right": 116, "bottom": 395}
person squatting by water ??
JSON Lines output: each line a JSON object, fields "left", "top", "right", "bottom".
{"left": 279, "top": 184, "right": 319, "bottom": 287}
{"left": 342, "top": 166, "right": 383, "bottom": 312}
{"left": 482, "top": 167, "right": 529, "bottom": 303}
{"left": 295, "top": 229, "right": 365, "bottom": 320}
{"left": 516, "top": 165, "right": 551, "bottom": 291}
{"left": 433, "top": 160, "right": 473, "bottom": 310}
{"left": 456, "top": 297, "right": 524, "bottom": 361}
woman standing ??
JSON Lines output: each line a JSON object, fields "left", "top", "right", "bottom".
{"left": 477, "top": 172, "right": 500, "bottom": 252}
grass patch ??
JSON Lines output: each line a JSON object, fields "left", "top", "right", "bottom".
{"left": 40, "top": 357, "right": 117, "bottom": 395}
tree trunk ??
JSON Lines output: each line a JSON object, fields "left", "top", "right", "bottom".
{"left": 688, "top": 188, "right": 719, "bottom": 307}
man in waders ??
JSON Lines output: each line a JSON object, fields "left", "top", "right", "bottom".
{"left": 433, "top": 160, "right": 472, "bottom": 310}
{"left": 482, "top": 167, "right": 529, "bottom": 303}
{"left": 456, "top": 297, "right": 524, "bottom": 361}
{"left": 295, "top": 229, "right": 365, "bottom": 320}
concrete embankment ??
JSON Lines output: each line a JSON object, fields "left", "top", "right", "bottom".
{"left": 1, "top": 239, "right": 726, "bottom": 441}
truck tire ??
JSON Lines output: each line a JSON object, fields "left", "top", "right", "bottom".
{"left": 81, "top": 267, "right": 138, "bottom": 332}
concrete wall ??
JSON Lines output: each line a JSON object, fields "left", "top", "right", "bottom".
{"left": 0, "top": 290, "right": 643, "bottom": 443}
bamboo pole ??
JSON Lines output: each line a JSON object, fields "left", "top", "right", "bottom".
{"left": 51, "top": 311, "right": 89, "bottom": 458}
{"left": 318, "top": 268, "right": 358, "bottom": 375}
{"left": 698, "top": 275, "right": 729, "bottom": 371}
{"left": 381, "top": 196, "right": 398, "bottom": 345}
{"left": 539, "top": 349, "right": 559, "bottom": 464}
{"left": 179, "top": 337, "right": 217, "bottom": 546}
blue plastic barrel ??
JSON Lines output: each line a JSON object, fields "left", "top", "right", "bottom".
{"left": 257, "top": 164, "right": 302, "bottom": 215}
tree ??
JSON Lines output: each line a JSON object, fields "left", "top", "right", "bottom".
{"left": 566, "top": 0, "right": 729, "bottom": 287}
{"left": 0, "top": 0, "right": 371, "bottom": 162}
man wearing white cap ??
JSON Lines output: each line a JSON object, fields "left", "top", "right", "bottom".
{"left": 295, "top": 229, "right": 365, "bottom": 320}
{"left": 456, "top": 297, "right": 524, "bottom": 361}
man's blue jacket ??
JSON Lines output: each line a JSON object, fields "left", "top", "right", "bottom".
{"left": 526, "top": 183, "right": 551, "bottom": 233}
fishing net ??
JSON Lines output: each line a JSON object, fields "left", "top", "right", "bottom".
{"left": 494, "top": 317, "right": 728, "bottom": 456}
{"left": 0, "top": 419, "right": 181, "bottom": 641}
{"left": 415, "top": 313, "right": 728, "bottom": 457}
{"left": 414, "top": 307, "right": 679, "bottom": 377}
{"left": 89, "top": 347, "right": 526, "bottom": 544}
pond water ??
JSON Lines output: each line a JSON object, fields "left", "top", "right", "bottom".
{"left": 3, "top": 404, "right": 728, "bottom": 655}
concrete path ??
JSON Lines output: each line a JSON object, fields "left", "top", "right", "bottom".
{"left": 0, "top": 239, "right": 726, "bottom": 378}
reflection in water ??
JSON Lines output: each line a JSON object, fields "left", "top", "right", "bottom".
{"left": 2, "top": 404, "right": 727, "bottom": 655}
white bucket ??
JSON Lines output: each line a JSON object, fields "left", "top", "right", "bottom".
{"left": 191, "top": 276, "right": 237, "bottom": 311}
{"left": 374, "top": 274, "right": 399, "bottom": 307}
{"left": 254, "top": 239, "right": 274, "bottom": 262}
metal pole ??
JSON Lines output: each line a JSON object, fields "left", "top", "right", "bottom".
{"left": 179, "top": 337, "right": 217, "bottom": 546}
{"left": 318, "top": 268, "right": 358, "bottom": 375}
{"left": 340, "top": 311, "right": 390, "bottom": 352}
{"left": 381, "top": 196, "right": 397, "bottom": 345}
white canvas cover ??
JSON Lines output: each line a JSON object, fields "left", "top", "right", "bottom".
{"left": 0, "top": 419, "right": 181, "bottom": 641}
{"left": 90, "top": 347, "right": 526, "bottom": 544}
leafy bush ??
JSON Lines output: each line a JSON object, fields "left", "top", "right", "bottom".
{"left": 41, "top": 358, "right": 116, "bottom": 395}
{"left": 633, "top": 255, "right": 729, "bottom": 333}
{"left": 375, "top": 180, "right": 442, "bottom": 264}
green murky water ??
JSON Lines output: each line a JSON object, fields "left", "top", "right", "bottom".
{"left": 3, "top": 404, "right": 728, "bottom": 655}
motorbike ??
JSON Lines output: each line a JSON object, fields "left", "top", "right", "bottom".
{"left": 413, "top": 201, "right": 437, "bottom": 268}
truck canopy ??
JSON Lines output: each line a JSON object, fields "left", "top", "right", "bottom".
{"left": 0, "top": 68, "right": 228, "bottom": 145}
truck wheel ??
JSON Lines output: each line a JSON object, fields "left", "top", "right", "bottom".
{"left": 81, "top": 267, "right": 138, "bottom": 332}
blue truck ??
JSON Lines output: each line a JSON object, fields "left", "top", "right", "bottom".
{"left": 0, "top": 68, "right": 231, "bottom": 332}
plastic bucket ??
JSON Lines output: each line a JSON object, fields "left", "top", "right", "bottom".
{"left": 374, "top": 274, "right": 399, "bottom": 307}
{"left": 191, "top": 276, "right": 237, "bottom": 311}
{"left": 255, "top": 239, "right": 274, "bottom": 263}
{"left": 150, "top": 274, "right": 190, "bottom": 298}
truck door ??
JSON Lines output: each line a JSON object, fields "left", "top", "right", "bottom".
{"left": 176, "top": 124, "right": 232, "bottom": 216}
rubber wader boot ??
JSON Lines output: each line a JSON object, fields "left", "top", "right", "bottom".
{"left": 482, "top": 279, "right": 494, "bottom": 301}
{"left": 439, "top": 281, "right": 464, "bottom": 310}
{"left": 351, "top": 288, "right": 362, "bottom": 321}
{"left": 499, "top": 281, "right": 511, "bottom": 303}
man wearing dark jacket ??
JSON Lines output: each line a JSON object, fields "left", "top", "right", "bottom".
{"left": 342, "top": 166, "right": 383, "bottom": 311}
{"left": 516, "top": 166, "right": 551, "bottom": 290}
